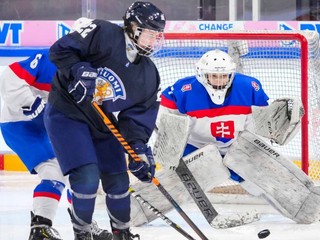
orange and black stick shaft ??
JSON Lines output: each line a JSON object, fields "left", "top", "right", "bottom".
{"left": 92, "top": 102, "right": 140, "bottom": 161}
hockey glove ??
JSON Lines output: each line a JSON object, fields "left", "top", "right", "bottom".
{"left": 21, "top": 96, "right": 45, "bottom": 119}
{"left": 68, "top": 63, "right": 98, "bottom": 104}
{"left": 128, "top": 144, "right": 156, "bottom": 183}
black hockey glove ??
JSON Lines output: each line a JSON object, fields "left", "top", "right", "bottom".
{"left": 128, "top": 143, "right": 156, "bottom": 183}
{"left": 68, "top": 63, "right": 97, "bottom": 104}
{"left": 21, "top": 96, "right": 45, "bottom": 119}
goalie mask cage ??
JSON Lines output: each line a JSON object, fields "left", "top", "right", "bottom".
{"left": 151, "top": 31, "right": 320, "bottom": 197}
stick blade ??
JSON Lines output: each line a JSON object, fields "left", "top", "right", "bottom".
{"left": 210, "top": 209, "right": 261, "bottom": 229}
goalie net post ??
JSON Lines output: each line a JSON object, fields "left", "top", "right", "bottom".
{"left": 150, "top": 30, "right": 320, "bottom": 199}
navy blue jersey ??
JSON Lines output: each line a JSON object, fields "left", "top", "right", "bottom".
{"left": 49, "top": 19, "right": 160, "bottom": 144}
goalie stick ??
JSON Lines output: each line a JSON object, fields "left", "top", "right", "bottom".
{"left": 129, "top": 188, "right": 196, "bottom": 240}
{"left": 92, "top": 102, "right": 209, "bottom": 240}
{"left": 175, "top": 158, "right": 218, "bottom": 223}
{"left": 176, "top": 156, "right": 260, "bottom": 229}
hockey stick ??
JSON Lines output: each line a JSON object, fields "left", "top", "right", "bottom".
{"left": 129, "top": 187, "right": 196, "bottom": 240}
{"left": 176, "top": 156, "right": 260, "bottom": 229}
{"left": 176, "top": 158, "right": 218, "bottom": 223}
{"left": 92, "top": 102, "right": 209, "bottom": 240}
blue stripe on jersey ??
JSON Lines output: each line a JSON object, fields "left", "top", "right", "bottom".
{"left": 33, "top": 180, "right": 65, "bottom": 201}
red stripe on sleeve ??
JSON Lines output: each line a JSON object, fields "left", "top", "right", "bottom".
{"left": 33, "top": 82, "right": 51, "bottom": 92}
{"left": 9, "top": 62, "right": 37, "bottom": 85}
{"left": 160, "top": 95, "right": 178, "bottom": 109}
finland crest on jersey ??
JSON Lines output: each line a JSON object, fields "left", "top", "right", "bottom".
{"left": 94, "top": 67, "right": 126, "bottom": 104}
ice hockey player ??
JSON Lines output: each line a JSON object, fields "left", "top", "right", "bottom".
{"left": 44, "top": 1, "right": 166, "bottom": 240}
{"left": 0, "top": 49, "right": 112, "bottom": 240}
{"left": 130, "top": 49, "right": 320, "bottom": 227}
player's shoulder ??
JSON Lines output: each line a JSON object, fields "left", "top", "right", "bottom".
{"left": 233, "top": 73, "right": 263, "bottom": 90}
{"left": 23, "top": 49, "right": 53, "bottom": 68}
{"left": 162, "top": 76, "right": 202, "bottom": 101}
{"left": 8, "top": 49, "right": 55, "bottom": 78}
{"left": 172, "top": 76, "right": 198, "bottom": 90}
{"left": 93, "top": 19, "right": 123, "bottom": 34}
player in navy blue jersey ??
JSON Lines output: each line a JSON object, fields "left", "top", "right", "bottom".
{"left": 44, "top": 2, "right": 166, "bottom": 239}
{"left": 0, "top": 50, "right": 112, "bottom": 240}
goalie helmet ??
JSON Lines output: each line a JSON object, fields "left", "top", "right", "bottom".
{"left": 123, "top": 1, "right": 166, "bottom": 56}
{"left": 196, "top": 49, "right": 236, "bottom": 105}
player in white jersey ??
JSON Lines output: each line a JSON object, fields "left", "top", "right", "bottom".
{"left": 160, "top": 49, "right": 269, "bottom": 180}
{"left": 0, "top": 50, "right": 112, "bottom": 240}
{"left": 130, "top": 49, "right": 320, "bottom": 227}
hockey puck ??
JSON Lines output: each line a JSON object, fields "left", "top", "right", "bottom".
{"left": 258, "top": 229, "right": 270, "bottom": 239}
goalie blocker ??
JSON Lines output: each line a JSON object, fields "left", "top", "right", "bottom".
{"left": 224, "top": 130, "right": 320, "bottom": 224}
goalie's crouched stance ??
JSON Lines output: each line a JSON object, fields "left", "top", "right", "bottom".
{"left": 224, "top": 130, "right": 320, "bottom": 224}
{"left": 130, "top": 131, "right": 320, "bottom": 226}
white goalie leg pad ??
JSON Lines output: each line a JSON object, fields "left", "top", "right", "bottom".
{"left": 295, "top": 185, "right": 320, "bottom": 223}
{"left": 130, "top": 144, "right": 230, "bottom": 226}
{"left": 178, "top": 144, "right": 231, "bottom": 191}
{"left": 153, "top": 112, "right": 190, "bottom": 168}
{"left": 223, "top": 130, "right": 320, "bottom": 224}
{"left": 252, "top": 97, "right": 304, "bottom": 145}
{"left": 179, "top": 144, "right": 260, "bottom": 229}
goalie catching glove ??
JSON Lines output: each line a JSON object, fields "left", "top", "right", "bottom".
{"left": 128, "top": 143, "right": 156, "bottom": 183}
{"left": 68, "top": 62, "right": 98, "bottom": 104}
{"left": 252, "top": 97, "right": 304, "bottom": 145}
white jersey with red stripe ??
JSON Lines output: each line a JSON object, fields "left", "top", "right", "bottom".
{"left": 0, "top": 50, "right": 55, "bottom": 123}
{"left": 160, "top": 73, "right": 269, "bottom": 156}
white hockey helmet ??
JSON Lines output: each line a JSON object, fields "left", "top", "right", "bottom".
{"left": 195, "top": 49, "right": 236, "bottom": 105}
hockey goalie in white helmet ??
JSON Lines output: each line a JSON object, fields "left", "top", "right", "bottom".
{"left": 196, "top": 49, "right": 236, "bottom": 105}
